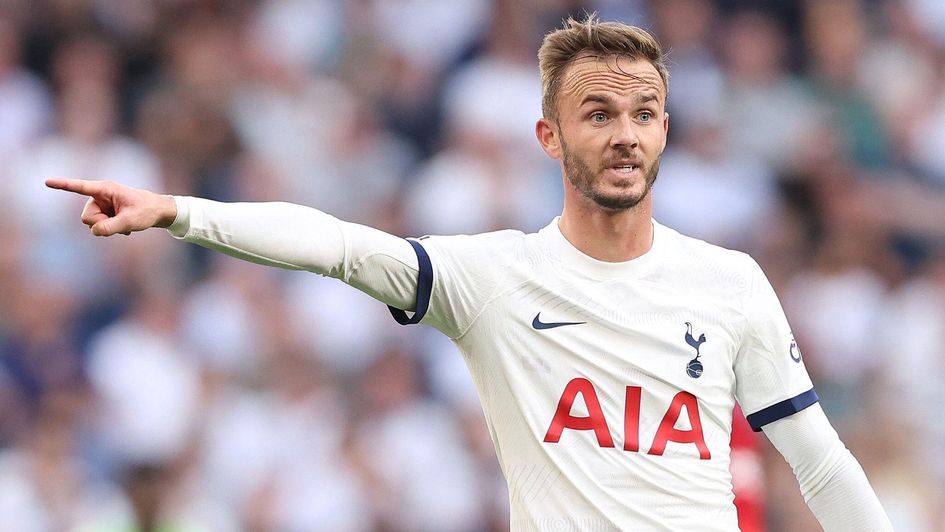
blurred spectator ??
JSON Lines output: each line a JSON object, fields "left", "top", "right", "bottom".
{"left": 0, "top": 390, "right": 131, "bottom": 531}
{"left": 719, "top": 10, "right": 817, "bottom": 172}
{"left": 803, "top": 0, "right": 891, "bottom": 169}
{"left": 8, "top": 35, "right": 161, "bottom": 300}
{"left": 653, "top": 116, "right": 777, "bottom": 249}
{"left": 908, "top": 72, "right": 945, "bottom": 185}
{"left": 199, "top": 346, "right": 372, "bottom": 530}
{"left": 86, "top": 284, "right": 200, "bottom": 468}
{"left": 876, "top": 256, "right": 945, "bottom": 485}
{"left": 0, "top": 9, "right": 52, "bottom": 167}
{"left": 284, "top": 273, "right": 411, "bottom": 376}
{"left": 352, "top": 349, "right": 483, "bottom": 531}
{"left": 650, "top": 0, "right": 725, "bottom": 132}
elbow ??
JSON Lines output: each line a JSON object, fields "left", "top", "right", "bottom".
{"left": 795, "top": 443, "right": 852, "bottom": 502}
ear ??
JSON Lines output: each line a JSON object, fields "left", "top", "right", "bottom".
{"left": 661, "top": 111, "right": 670, "bottom": 151}
{"left": 535, "top": 118, "right": 562, "bottom": 160}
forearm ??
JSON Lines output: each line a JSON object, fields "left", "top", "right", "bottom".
{"left": 167, "top": 196, "right": 419, "bottom": 309}
{"left": 762, "top": 404, "right": 892, "bottom": 531}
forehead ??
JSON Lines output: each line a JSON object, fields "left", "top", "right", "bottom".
{"left": 559, "top": 54, "right": 665, "bottom": 106}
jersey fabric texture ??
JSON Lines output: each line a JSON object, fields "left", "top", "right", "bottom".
{"left": 391, "top": 218, "right": 816, "bottom": 531}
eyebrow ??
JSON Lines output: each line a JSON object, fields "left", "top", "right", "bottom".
{"left": 579, "top": 93, "right": 661, "bottom": 107}
{"left": 580, "top": 94, "right": 615, "bottom": 107}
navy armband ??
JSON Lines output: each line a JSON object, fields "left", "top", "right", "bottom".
{"left": 388, "top": 238, "right": 433, "bottom": 325}
{"left": 746, "top": 388, "right": 819, "bottom": 432}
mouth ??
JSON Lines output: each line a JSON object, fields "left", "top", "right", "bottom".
{"left": 609, "top": 164, "right": 639, "bottom": 174}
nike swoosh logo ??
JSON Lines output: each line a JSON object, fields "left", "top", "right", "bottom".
{"left": 532, "top": 313, "right": 585, "bottom": 330}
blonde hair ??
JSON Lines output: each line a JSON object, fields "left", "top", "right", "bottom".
{"left": 538, "top": 14, "right": 669, "bottom": 120}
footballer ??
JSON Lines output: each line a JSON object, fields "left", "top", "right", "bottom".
{"left": 47, "top": 16, "right": 892, "bottom": 532}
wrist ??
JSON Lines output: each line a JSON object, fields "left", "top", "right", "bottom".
{"left": 155, "top": 194, "right": 178, "bottom": 228}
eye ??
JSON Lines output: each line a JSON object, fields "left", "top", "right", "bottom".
{"left": 591, "top": 112, "right": 607, "bottom": 124}
{"left": 639, "top": 111, "right": 653, "bottom": 122}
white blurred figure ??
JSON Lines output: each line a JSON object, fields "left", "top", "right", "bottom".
{"left": 367, "top": 0, "right": 489, "bottom": 72}
{"left": 230, "top": 73, "right": 352, "bottom": 203}
{"left": 0, "top": 12, "right": 52, "bottom": 167}
{"left": 199, "top": 349, "right": 372, "bottom": 531}
{"left": 284, "top": 274, "right": 410, "bottom": 376}
{"left": 15, "top": 82, "right": 161, "bottom": 217}
{"left": 907, "top": 76, "right": 945, "bottom": 185}
{"left": 650, "top": 7, "right": 781, "bottom": 251}
{"left": 86, "top": 287, "right": 200, "bottom": 467}
{"left": 903, "top": 0, "right": 945, "bottom": 48}
{"left": 0, "top": 392, "right": 133, "bottom": 531}
{"left": 402, "top": 150, "right": 500, "bottom": 235}
{"left": 782, "top": 234, "right": 888, "bottom": 415}
{"left": 443, "top": 6, "right": 542, "bottom": 158}
{"left": 720, "top": 10, "right": 819, "bottom": 172}
{"left": 353, "top": 349, "right": 483, "bottom": 531}
{"left": 402, "top": 138, "right": 559, "bottom": 236}
{"left": 875, "top": 260, "right": 945, "bottom": 497}
{"left": 402, "top": 1, "right": 559, "bottom": 236}
{"left": 650, "top": 0, "right": 725, "bottom": 133}
{"left": 10, "top": 40, "right": 160, "bottom": 296}
{"left": 856, "top": 1, "right": 937, "bottom": 159}
{"left": 180, "top": 259, "right": 268, "bottom": 378}
{"left": 231, "top": 54, "right": 413, "bottom": 222}
{"left": 237, "top": 1, "right": 417, "bottom": 223}
{"left": 248, "top": 0, "right": 344, "bottom": 72}
{"left": 653, "top": 115, "right": 776, "bottom": 250}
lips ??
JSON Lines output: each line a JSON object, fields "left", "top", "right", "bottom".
{"left": 605, "top": 158, "right": 644, "bottom": 173}
{"left": 611, "top": 164, "right": 638, "bottom": 173}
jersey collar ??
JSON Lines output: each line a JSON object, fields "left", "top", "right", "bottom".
{"left": 540, "top": 216, "right": 667, "bottom": 280}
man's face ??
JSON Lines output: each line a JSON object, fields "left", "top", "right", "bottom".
{"left": 538, "top": 55, "right": 669, "bottom": 211}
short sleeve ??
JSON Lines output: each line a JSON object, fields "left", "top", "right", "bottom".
{"left": 735, "top": 258, "right": 818, "bottom": 432}
{"left": 387, "top": 232, "right": 510, "bottom": 339}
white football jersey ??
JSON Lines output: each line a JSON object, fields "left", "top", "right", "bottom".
{"left": 389, "top": 218, "right": 816, "bottom": 531}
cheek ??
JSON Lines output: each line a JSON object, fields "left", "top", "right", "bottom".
{"left": 642, "top": 128, "right": 667, "bottom": 150}
{"left": 575, "top": 129, "right": 611, "bottom": 152}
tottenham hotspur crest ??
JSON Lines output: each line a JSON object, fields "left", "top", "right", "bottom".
{"left": 684, "top": 322, "right": 707, "bottom": 378}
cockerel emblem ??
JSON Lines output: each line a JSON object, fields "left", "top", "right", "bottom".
{"left": 685, "top": 322, "right": 707, "bottom": 378}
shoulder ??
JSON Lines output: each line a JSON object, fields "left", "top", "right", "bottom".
{"left": 417, "top": 227, "right": 549, "bottom": 293}
{"left": 418, "top": 228, "right": 536, "bottom": 262}
{"left": 420, "top": 228, "right": 529, "bottom": 246}
{"left": 655, "top": 222, "right": 761, "bottom": 297}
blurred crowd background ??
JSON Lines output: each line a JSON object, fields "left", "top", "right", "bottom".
{"left": 1, "top": 0, "right": 944, "bottom": 530}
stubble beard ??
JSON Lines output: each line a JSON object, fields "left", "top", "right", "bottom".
{"left": 561, "top": 137, "right": 660, "bottom": 211}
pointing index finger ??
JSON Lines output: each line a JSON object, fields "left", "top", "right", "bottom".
{"left": 45, "top": 178, "right": 106, "bottom": 197}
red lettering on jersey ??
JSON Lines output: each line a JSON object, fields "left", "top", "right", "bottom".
{"left": 648, "top": 391, "right": 711, "bottom": 460}
{"left": 544, "top": 378, "right": 615, "bottom": 447}
{"left": 623, "top": 386, "right": 642, "bottom": 452}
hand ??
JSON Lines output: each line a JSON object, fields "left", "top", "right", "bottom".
{"left": 45, "top": 178, "right": 178, "bottom": 237}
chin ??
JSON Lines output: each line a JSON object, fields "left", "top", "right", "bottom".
{"left": 589, "top": 190, "right": 648, "bottom": 211}
{"left": 590, "top": 173, "right": 657, "bottom": 211}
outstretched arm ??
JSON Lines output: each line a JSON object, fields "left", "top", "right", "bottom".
{"left": 46, "top": 179, "right": 420, "bottom": 311}
{"left": 762, "top": 404, "right": 893, "bottom": 531}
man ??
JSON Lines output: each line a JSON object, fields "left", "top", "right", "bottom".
{"left": 48, "top": 16, "right": 891, "bottom": 531}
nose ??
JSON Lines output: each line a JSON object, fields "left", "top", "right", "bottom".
{"left": 610, "top": 115, "right": 639, "bottom": 150}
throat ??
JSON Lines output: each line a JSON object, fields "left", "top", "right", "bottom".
{"left": 557, "top": 206, "right": 654, "bottom": 263}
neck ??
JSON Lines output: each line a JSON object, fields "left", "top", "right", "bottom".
{"left": 558, "top": 195, "right": 654, "bottom": 263}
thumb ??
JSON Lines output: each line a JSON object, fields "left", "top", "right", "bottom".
{"left": 90, "top": 214, "right": 131, "bottom": 237}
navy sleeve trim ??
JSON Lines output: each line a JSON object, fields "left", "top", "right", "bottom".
{"left": 388, "top": 238, "right": 433, "bottom": 325}
{"left": 746, "top": 388, "right": 819, "bottom": 432}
